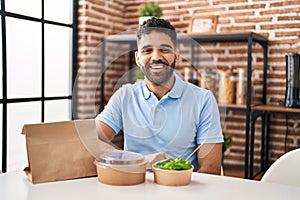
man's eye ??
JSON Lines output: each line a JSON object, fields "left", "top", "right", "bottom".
{"left": 141, "top": 49, "right": 152, "bottom": 53}
{"left": 161, "top": 48, "right": 172, "bottom": 53}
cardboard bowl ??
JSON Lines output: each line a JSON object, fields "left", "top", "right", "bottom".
{"left": 152, "top": 164, "right": 194, "bottom": 186}
{"left": 95, "top": 151, "right": 148, "bottom": 186}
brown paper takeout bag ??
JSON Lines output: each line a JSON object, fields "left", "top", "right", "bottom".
{"left": 22, "top": 119, "right": 115, "bottom": 184}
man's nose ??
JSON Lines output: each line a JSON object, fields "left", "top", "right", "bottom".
{"left": 151, "top": 50, "right": 162, "bottom": 61}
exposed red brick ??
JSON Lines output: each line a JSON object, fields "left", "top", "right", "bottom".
{"left": 260, "top": 7, "right": 300, "bottom": 15}
{"left": 194, "top": 7, "right": 226, "bottom": 14}
{"left": 278, "top": 15, "right": 300, "bottom": 21}
{"left": 213, "top": 0, "right": 248, "bottom": 5}
{"left": 269, "top": 38, "right": 300, "bottom": 45}
{"left": 275, "top": 31, "right": 300, "bottom": 37}
{"left": 234, "top": 17, "right": 272, "bottom": 23}
{"left": 218, "top": 19, "right": 231, "bottom": 25}
{"left": 220, "top": 25, "right": 257, "bottom": 32}
{"left": 270, "top": 0, "right": 300, "bottom": 8}
{"left": 270, "top": 47, "right": 300, "bottom": 54}
{"left": 228, "top": 4, "right": 266, "bottom": 10}
{"left": 179, "top": 2, "right": 210, "bottom": 9}
{"left": 261, "top": 23, "right": 300, "bottom": 30}
{"left": 268, "top": 56, "right": 285, "bottom": 63}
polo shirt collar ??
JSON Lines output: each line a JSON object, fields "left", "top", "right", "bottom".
{"left": 141, "top": 72, "right": 186, "bottom": 100}
{"left": 169, "top": 72, "right": 185, "bottom": 99}
{"left": 142, "top": 81, "right": 151, "bottom": 99}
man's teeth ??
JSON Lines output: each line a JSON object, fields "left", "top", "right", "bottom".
{"left": 151, "top": 65, "right": 164, "bottom": 69}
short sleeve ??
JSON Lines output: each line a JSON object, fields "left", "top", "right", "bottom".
{"left": 197, "top": 91, "right": 224, "bottom": 144}
{"left": 95, "top": 88, "right": 123, "bottom": 134}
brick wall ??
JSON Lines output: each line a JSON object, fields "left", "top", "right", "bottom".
{"left": 77, "top": 0, "right": 127, "bottom": 118}
{"left": 77, "top": 0, "right": 300, "bottom": 169}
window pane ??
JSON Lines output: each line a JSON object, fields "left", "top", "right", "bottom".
{"left": 6, "top": 18, "right": 42, "bottom": 98}
{"left": 5, "top": 0, "right": 41, "bottom": 18}
{"left": 45, "top": 24, "right": 72, "bottom": 97}
{"left": 44, "top": 0, "right": 73, "bottom": 24}
{"left": 7, "top": 102, "right": 41, "bottom": 171}
{"left": 45, "top": 99, "right": 71, "bottom": 122}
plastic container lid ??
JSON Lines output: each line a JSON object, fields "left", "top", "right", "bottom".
{"left": 96, "top": 151, "right": 146, "bottom": 165}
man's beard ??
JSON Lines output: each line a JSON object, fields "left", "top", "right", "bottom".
{"left": 141, "top": 60, "right": 175, "bottom": 85}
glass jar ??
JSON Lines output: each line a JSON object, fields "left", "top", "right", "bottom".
{"left": 236, "top": 68, "right": 246, "bottom": 105}
{"left": 218, "top": 70, "right": 235, "bottom": 104}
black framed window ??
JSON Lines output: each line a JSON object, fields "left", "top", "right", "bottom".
{"left": 0, "top": 0, "right": 78, "bottom": 173}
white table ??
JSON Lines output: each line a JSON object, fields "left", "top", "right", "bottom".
{"left": 1, "top": 170, "right": 299, "bottom": 200}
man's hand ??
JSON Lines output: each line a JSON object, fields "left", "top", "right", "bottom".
{"left": 144, "top": 152, "right": 170, "bottom": 170}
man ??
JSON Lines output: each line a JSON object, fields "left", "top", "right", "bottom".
{"left": 96, "top": 17, "right": 224, "bottom": 175}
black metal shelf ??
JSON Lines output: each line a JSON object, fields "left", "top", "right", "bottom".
{"left": 250, "top": 105, "right": 300, "bottom": 179}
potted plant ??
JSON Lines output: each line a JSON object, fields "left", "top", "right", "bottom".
{"left": 138, "top": 3, "right": 162, "bottom": 25}
{"left": 222, "top": 136, "right": 232, "bottom": 166}
{"left": 223, "top": 136, "right": 232, "bottom": 153}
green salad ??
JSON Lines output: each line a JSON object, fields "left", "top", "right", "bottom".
{"left": 153, "top": 158, "right": 192, "bottom": 170}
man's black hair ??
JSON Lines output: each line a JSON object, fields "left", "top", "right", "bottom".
{"left": 136, "top": 17, "right": 177, "bottom": 46}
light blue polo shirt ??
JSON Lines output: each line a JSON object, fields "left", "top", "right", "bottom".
{"left": 96, "top": 72, "right": 224, "bottom": 171}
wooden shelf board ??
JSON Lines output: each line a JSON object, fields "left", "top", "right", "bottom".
{"left": 252, "top": 105, "right": 300, "bottom": 113}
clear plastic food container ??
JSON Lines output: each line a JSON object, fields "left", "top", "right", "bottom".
{"left": 94, "top": 151, "right": 148, "bottom": 186}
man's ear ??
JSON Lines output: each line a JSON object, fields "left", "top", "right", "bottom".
{"left": 135, "top": 51, "right": 141, "bottom": 67}
{"left": 175, "top": 51, "right": 180, "bottom": 64}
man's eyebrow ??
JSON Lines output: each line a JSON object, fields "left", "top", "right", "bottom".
{"left": 140, "top": 44, "right": 174, "bottom": 49}
{"left": 160, "top": 44, "right": 173, "bottom": 49}
{"left": 141, "top": 44, "right": 152, "bottom": 49}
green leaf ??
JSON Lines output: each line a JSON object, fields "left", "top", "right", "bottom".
{"left": 154, "top": 158, "right": 192, "bottom": 170}
{"left": 138, "top": 3, "right": 162, "bottom": 17}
